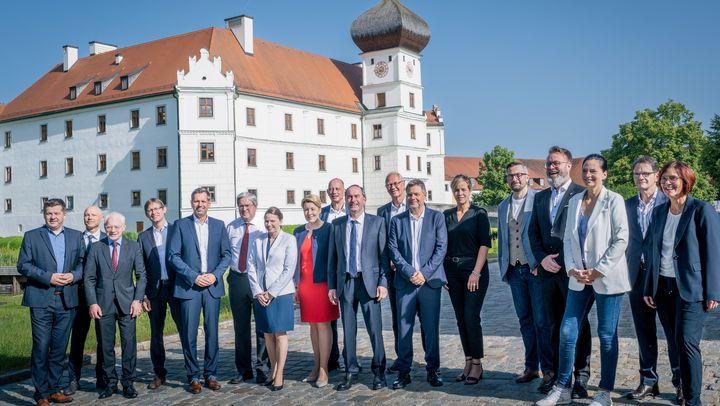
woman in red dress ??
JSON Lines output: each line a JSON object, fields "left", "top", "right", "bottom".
{"left": 293, "top": 194, "right": 339, "bottom": 388}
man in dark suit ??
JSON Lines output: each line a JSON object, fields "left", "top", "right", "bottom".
{"left": 388, "top": 179, "right": 448, "bottom": 389}
{"left": 66, "top": 206, "right": 106, "bottom": 395}
{"left": 319, "top": 177, "right": 345, "bottom": 372}
{"left": 376, "top": 172, "right": 406, "bottom": 373}
{"left": 168, "top": 187, "right": 232, "bottom": 394}
{"left": 85, "top": 212, "right": 146, "bottom": 399}
{"left": 528, "top": 146, "right": 591, "bottom": 398}
{"left": 138, "top": 198, "right": 180, "bottom": 390}
{"left": 328, "top": 185, "right": 389, "bottom": 391}
{"left": 17, "top": 198, "right": 84, "bottom": 406}
{"left": 624, "top": 156, "right": 677, "bottom": 401}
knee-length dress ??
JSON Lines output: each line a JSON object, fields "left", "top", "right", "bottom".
{"left": 298, "top": 233, "right": 339, "bottom": 323}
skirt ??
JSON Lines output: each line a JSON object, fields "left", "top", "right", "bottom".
{"left": 254, "top": 293, "right": 294, "bottom": 333}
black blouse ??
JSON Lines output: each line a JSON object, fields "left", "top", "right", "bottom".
{"left": 443, "top": 204, "right": 492, "bottom": 273}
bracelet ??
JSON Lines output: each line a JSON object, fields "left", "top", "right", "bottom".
{"left": 470, "top": 271, "right": 481, "bottom": 277}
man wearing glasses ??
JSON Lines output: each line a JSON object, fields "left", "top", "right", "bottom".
{"left": 528, "top": 146, "right": 592, "bottom": 399}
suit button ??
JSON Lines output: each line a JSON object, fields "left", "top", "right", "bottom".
{"left": 673, "top": 256, "right": 679, "bottom": 260}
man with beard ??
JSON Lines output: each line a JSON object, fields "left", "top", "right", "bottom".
{"left": 528, "top": 146, "right": 592, "bottom": 399}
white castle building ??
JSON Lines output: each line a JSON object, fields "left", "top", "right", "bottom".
{"left": 0, "top": 0, "right": 449, "bottom": 235}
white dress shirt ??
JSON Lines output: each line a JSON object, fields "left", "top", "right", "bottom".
{"left": 227, "top": 217, "right": 262, "bottom": 273}
{"left": 550, "top": 179, "right": 572, "bottom": 224}
{"left": 153, "top": 222, "right": 169, "bottom": 280}
{"left": 83, "top": 229, "right": 101, "bottom": 248}
{"left": 410, "top": 209, "right": 425, "bottom": 270}
{"left": 390, "top": 201, "right": 407, "bottom": 219}
{"left": 326, "top": 204, "right": 347, "bottom": 223}
{"left": 193, "top": 215, "right": 209, "bottom": 274}
{"left": 345, "top": 213, "right": 365, "bottom": 274}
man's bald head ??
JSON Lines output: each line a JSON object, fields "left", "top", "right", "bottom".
{"left": 83, "top": 206, "right": 103, "bottom": 233}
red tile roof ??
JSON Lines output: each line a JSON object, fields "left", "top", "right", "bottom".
{"left": 425, "top": 109, "right": 441, "bottom": 125}
{"left": 444, "top": 156, "right": 584, "bottom": 190}
{"left": 0, "top": 27, "right": 363, "bottom": 123}
{"left": 0, "top": 104, "right": 5, "bottom": 116}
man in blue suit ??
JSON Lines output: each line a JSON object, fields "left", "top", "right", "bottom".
{"left": 623, "top": 156, "right": 676, "bottom": 401}
{"left": 328, "top": 185, "right": 389, "bottom": 391}
{"left": 388, "top": 179, "right": 448, "bottom": 389}
{"left": 17, "top": 198, "right": 84, "bottom": 405}
{"left": 497, "top": 162, "right": 547, "bottom": 384}
{"left": 138, "top": 198, "right": 180, "bottom": 390}
{"left": 168, "top": 187, "right": 232, "bottom": 394}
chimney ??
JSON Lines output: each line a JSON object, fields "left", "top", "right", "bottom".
{"left": 63, "top": 45, "right": 78, "bottom": 72}
{"left": 89, "top": 41, "right": 117, "bottom": 55}
{"left": 225, "top": 15, "right": 254, "bottom": 55}
{"left": 115, "top": 53, "right": 123, "bottom": 65}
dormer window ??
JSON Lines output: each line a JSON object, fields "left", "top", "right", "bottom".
{"left": 94, "top": 81, "right": 102, "bottom": 96}
{"left": 120, "top": 76, "right": 129, "bottom": 91}
{"left": 69, "top": 86, "right": 77, "bottom": 100}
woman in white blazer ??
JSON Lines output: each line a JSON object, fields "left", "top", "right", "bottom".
{"left": 247, "top": 207, "right": 298, "bottom": 391}
{"left": 537, "top": 154, "right": 630, "bottom": 406}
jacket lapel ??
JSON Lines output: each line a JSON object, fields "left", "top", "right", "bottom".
{"left": 521, "top": 189, "right": 535, "bottom": 234}
{"left": 553, "top": 183, "right": 577, "bottom": 225}
{"left": 498, "top": 198, "right": 509, "bottom": 242}
{"left": 100, "top": 238, "right": 113, "bottom": 274}
{"left": 674, "top": 197, "right": 696, "bottom": 248}
{"left": 40, "top": 229, "right": 56, "bottom": 263}
{"left": 585, "top": 188, "right": 607, "bottom": 235}
{"left": 187, "top": 216, "right": 201, "bottom": 257}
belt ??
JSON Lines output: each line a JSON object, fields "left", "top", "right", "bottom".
{"left": 510, "top": 260, "right": 528, "bottom": 268}
{"left": 445, "top": 256, "right": 474, "bottom": 263}
{"left": 345, "top": 272, "right": 363, "bottom": 281}
{"left": 53, "top": 291, "right": 63, "bottom": 296}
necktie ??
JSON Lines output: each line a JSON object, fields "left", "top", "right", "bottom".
{"left": 85, "top": 234, "right": 94, "bottom": 254}
{"left": 238, "top": 223, "right": 249, "bottom": 272}
{"left": 112, "top": 241, "right": 118, "bottom": 272}
{"left": 349, "top": 220, "right": 358, "bottom": 277}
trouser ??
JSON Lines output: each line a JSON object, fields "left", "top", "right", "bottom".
{"left": 508, "top": 263, "right": 551, "bottom": 372}
{"left": 340, "top": 274, "right": 386, "bottom": 375}
{"left": 446, "top": 270, "right": 489, "bottom": 359}
{"left": 67, "top": 284, "right": 103, "bottom": 385}
{"left": 179, "top": 289, "right": 220, "bottom": 382}
{"left": 148, "top": 281, "right": 182, "bottom": 378}
{"left": 228, "top": 271, "right": 268, "bottom": 376}
{"left": 396, "top": 283, "right": 441, "bottom": 373}
{"left": 96, "top": 299, "right": 137, "bottom": 388}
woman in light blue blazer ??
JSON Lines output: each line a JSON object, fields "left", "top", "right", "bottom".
{"left": 247, "top": 207, "right": 298, "bottom": 391}
{"left": 537, "top": 154, "right": 630, "bottom": 406}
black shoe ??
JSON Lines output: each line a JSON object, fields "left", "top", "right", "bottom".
{"left": 64, "top": 381, "right": 78, "bottom": 396}
{"left": 122, "top": 385, "right": 138, "bottom": 399}
{"left": 572, "top": 380, "right": 589, "bottom": 399}
{"left": 255, "top": 370, "right": 267, "bottom": 384}
{"left": 230, "top": 372, "right": 255, "bottom": 384}
{"left": 387, "top": 364, "right": 399, "bottom": 374}
{"left": 537, "top": 372, "right": 555, "bottom": 394}
{"left": 392, "top": 372, "right": 411, "bottom": 389}
{"left": 372, "top": 374, "right": 387, "bottom": 390}
{"left": 335, "top": 373, "right": 355, "bottom": 391}
{"left": 427, "top": 370, "right": 443, "bottom": 387}
{"left": 328, "top": 360, "right": 341, "bottom": 372}
{"left": 270, "top": 384, "right": 283, "bottom": 391}
{"left": 675, "top": 385, "right": 685, "bottom": 405}
{"left": 98, "top": 386, "right": 115, "bottom": 399}
{"left": 626, "top": 383, "right": 660, "bottom": 400}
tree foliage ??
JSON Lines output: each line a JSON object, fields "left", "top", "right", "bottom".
{"left": 700, "top": 114, "right": 720, "bottom": 199}
{"left": 472, "top": 145, "right": 515, "bottom": 207}
{"left": 603, "top": 100, "right": 717, "bottom": 201}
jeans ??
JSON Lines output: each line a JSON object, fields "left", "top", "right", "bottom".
{"left": 508, "top": 264, "right": 551, "bottom": 372}
{"left": 557, "top": 285, "right": 623, "bottom": 391}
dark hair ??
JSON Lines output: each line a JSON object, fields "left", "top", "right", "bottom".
{"left": 265, "top": 206, "right": 283, "bottom": 221}
{"left": 547, "top": 146, "right": 573, "bottom": 161}
{"left": 144, "top": 198, "right": 165, "bottom": 211}
{"left": 505, "top": 161, "right": 527, "bottom": 171}
{"left": 582, "top": 153, "right": 608, "bottom": 172}
{"left": 405, "top": 179, "right": 427, "bottom": 195}
{"left": 345, "top": 184, "right": 366, "bottom": 198}
{"left": 450, "top": 174, "right": 473, "bottom": 192}
{"left": 659, "top": 161, "right": 695, "bottom": 196}
{"left": 190, "top": 187, "right": 210, "bottom": 201}
{"left": 632, "top": 156, "right": 659, "bottom": 172}
{"left": 44, "top": 198, "right": 66, "bottom": 213}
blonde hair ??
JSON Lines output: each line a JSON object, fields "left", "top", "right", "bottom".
{"left": 301, "top": 194, "right": 322, "bottom": 209}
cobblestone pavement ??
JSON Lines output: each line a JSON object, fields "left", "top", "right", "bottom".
{"left": 2, "top": 263, "right": 719, "bottom": 405}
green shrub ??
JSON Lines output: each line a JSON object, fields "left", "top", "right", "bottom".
{"left": 0, "top": 236, "right": 23, "bottom": 250}
{"left": 122, "top": 231, "right": 138, "bottom": 241}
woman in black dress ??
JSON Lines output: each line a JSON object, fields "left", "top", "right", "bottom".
{"left": 444, "top": 174, "right": 492, "bottom": 385}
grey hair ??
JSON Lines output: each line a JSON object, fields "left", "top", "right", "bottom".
{"left": 105, "top": 211, "right": 126, "bottom": 225}
{"left": 405, "top": 179, "right": 427, "bottom": 195}
{"left": 345, "top": 184, "right": 367, "bottom": 198}
{"left": 236, "top": 192, "right": 258, "bottom": 207}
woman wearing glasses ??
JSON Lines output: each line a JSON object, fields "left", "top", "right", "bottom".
{"left": 643, "top": 161, "right": 720, "bottom": 406}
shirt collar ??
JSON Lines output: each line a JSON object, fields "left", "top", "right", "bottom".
{"left": 109, "top": 237, "right": 122, "bottom": 246}
{"left": 153, "top": 222, "right": 168, "bottom": 233}
{"left": 330, "top": 204, "right": 346, "bottom": 214}
{"left": 193, "top": 215, "right": 208, "bottom": 225}
{"left": 45, "top": 225, "right": 65, "bottom": 236}
{"left": 350, "top": 212, "right": 365, "bottom": 224}
{"left": 553, "top": 179, "right": 571, "bottom": 194}
{"left": 638, "top": 189, "right": 658, "bottom": 208}
{"left": 391, "top": 200, "right": 406, "bottom": 210}
{"left": 410, "top": 208, "right": 425, "bottom": 221}
{"left": 84, "top": 229, "right": 101, "bottom": 239}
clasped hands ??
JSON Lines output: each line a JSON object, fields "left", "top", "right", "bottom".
{"left": 50, "top": 273, "right": 74, "bottom": 286}
{"left": 569, "top": 268, "right": 602, "bottom": 285}
{"left": 409, "top": 270, "right": 426, "bottom": 286}
{"left": 328, "top": 286, "right": 388, "bottom": 305}
{"left": 194, "top": 273, "right": 217, "bottom": 288}
{"left": 89, "top": 300, "right": 143, "bottom": 320}
{"left": 256, "top": 291, "right": 273, "bottom": 307}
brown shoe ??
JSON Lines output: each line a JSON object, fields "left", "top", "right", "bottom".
{"left": 515, "top": 369, "right": 541, "bottom": 383}
{"left": 148, "top": 376, "right": 166, "bottom": 390}
{"left": 205, "top": 378, "right": 221, "bottom": 391}
{"left": 36, "top": 400, "right": 50, "bottom": 406}
{"left": 47, "top": 392, "right": 73, "bottom": 403}
{"left": 188, "top": 380, "right": 202, "bottom": 394}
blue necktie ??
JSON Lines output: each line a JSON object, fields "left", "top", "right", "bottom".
{"left": 349, "top": 220, "right": 358, "bottom": 277}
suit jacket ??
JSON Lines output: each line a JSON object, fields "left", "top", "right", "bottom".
{"left": 138, "top": 223, "right": 175, "bottom": 299}
{"left": 625, "top": 192, "right": 667, "bottom": 286}
{"left": 293, "top": 222, "right": 332, "bottom": 284}
{"left": 644, "top": 195, "right": 720, "bottom": 303}
{"left": 84, "top": 237, "right": 147, "bottom": 314}
{"left": 320, "top": 204, "right": 347, "bottom": 222}
{"left": 498, "top": 189, "right": 538, "bottom": 282}
{"left": 564, "top": 187, "right": 631, "bottom": 294}
{"left": 168, "top": 215, "right": 231, "bottom": 300}
{"left": 327, "top": 213, "right": 389, "bottom": 298}
{"left": 17, "top": 226, "right": 85, "bottom": 308}
{"left": 388, "top": 207, "right": 448, "bottom": 290}
{"left": 247, "top": 231, "right": 297, "bottom": 298}
{"left": 529, "top": 182, "right": 585, "bottom": 277}
{"left": 377, "top": 201, "right": 402, "bottom": 273}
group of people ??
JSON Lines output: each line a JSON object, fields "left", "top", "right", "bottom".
{"left": 16, "top": 146, "right": 719, "bottom": 406}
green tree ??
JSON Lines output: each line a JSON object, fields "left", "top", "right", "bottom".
{"left": 700, "top": 114, "right": 720, "bottom": 199}
{"left": 603, "top": 100, "right": 717, "bottom": 201}
{"left": 472, "top": 145, "right": 515, "bottom": 207}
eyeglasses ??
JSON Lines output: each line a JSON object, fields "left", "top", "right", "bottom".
{"left": 661, "top": 175, "right": 680, "bottom": 183}
{"left": 544, "top": 161, "right": 567, "bottom": 168}
{"left": 633, "top": 172, "right": 655, "bottom": 178}
{"left": 385, "top": 181, "right": 404, "bottom": 188}
{"left": 506, "top": 173, "right": 527, "bottom": 179}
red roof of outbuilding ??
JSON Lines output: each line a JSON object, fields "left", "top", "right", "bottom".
{"left": 444, "top": 156, "right": 584, "bottom": 190}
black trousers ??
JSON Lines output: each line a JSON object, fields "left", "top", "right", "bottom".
{"left": 386, "top": 269, "right": 400, "bottom": 359}
{"left": 446, "top": 270, "right": 489, "bottom": 358}
{"left": 540, "top": 274, "right": 592, "bottom": 382}
{"left": 67, "top": 284, "right": 103, "bottom": 385}
{"left": 96, "top": 299, "right": 137, "bottom": 388}
{"left": 148, "top": 281, "right": 182, "bottom": 378}
{"left": 228, "top": 271, "right": 268, "bottom": 376}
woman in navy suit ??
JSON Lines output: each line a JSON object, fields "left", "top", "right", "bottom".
{"left": 644, "top": 161, "right": 720, "bottom": 406}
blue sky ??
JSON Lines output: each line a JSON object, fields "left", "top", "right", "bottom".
{"left": 1, "top": 0, "right": 718, "bottom": 158}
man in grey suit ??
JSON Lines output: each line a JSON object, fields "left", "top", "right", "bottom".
{"left": 138, "top": 198, "right": 180, "bottom": 390}
{"left": 328, "top": 185, "right": 389, "bottom": 391}
{"left": 388, "top": 179, "right": 448, "bottom": 389}
{"left": 17, "top": 198, "right": 84, "bottom": 406}
{"left": 497, "top": 162, "right": 548, "bottom": 384}
{"left": 85, "top": 212, "right": 146, "bottom": 399}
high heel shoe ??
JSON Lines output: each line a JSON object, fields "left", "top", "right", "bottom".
{"left": 314, "top": 378, "right": 329, "bottom": 388}
{"left": 456, "top": 356, "right": 472, "bottom": 382}
{"left": 270, "top": 382, "right": 284, "bottom": 391}
{"left": 263, "top": 379, "right": 275, "bottom": 387}
{"left": 464, "top": 361, "right": 484, "bottom": 385}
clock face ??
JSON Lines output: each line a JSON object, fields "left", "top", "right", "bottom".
{"left": 374, "top": 61, "right": 389, "bottom": 78}
{"left": 406, "top": 61, "right": 415, "bottom": 77}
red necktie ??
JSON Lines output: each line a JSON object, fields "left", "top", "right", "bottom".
{"left": 112, "top": 241, "right": 118, "bottom": 272}
{"left": 238, "top": 223, "right": 249, "bottom": 272}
